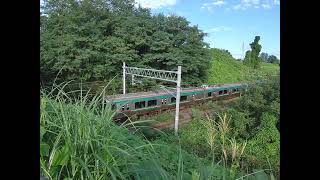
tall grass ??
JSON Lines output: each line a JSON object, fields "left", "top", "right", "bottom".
{"left": 41, "top": 84, "right": 122, "bottom": 179}
{"left": 40, "top": 82, "right": 171, "bottom": 179}
{"left": 40, "top": 83, "right": 234, "bottom": 180}
{"left": 201, "top": 113, "right": 217, "bottom": 165}
{"left": 199, "top": 113, "right": 275, "bottom": 180}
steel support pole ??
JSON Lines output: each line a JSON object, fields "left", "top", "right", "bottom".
{"left": 174, "top": 66, "right": 181, "bottom": 136}
{"left": 132, "top": 74, "right": 135, "bottom": 85}
{"left": 123, "top": 62, "right": 126, "bottom": 94}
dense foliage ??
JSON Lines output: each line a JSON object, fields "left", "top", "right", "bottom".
{"left": 259, "top": 52, "right": 269, "bottom": 62}
{"left": 244, "top": 36, "right": 262, "bottom": 69}
{"left": 229, "top": 75, "right": 280, "bottom": 173}
{"left": 154, "top": 75, "right": 280, "bottom": 178}
{"left": 267, "top": 55, "right": 280, "bottom": 64}
{"left": 259, "top": 52, "right": 280, "bottom": 64}
{"left": 40, "top": 0, "right": 211, "bottom": 88}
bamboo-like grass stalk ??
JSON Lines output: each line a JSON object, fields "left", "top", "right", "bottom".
{"left": 216, "top": 113, "right": 231, "bottom": 166}
{"left": 202, "top": 113, "right": 218, "bottom": 165}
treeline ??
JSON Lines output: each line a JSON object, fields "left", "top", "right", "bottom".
{"left": 259, "top": 52, "right": 280, "bottom": 64}
{"left": 243, "top": 36, "right": 279, "bottom": 68}
{"left": 40, "top": 0, "right": 211, "bottom": 88}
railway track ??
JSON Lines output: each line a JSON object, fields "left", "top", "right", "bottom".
{"left": 149, "top": 98, "right": 238, "bottom": 130}
{"left": 150, "top": 109, "right": 193, "bottom": 129}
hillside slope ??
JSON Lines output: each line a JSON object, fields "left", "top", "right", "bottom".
{"left": 207, "top": 48, "right": 279, "bottom": 84}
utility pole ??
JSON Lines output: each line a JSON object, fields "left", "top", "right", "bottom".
{"left": 174, "top": 66, "right": 181, "bottom": 136}
{"left": 122, "top": 63, "right": 182, "bottom": 135}
{"left": 123, "top": 62, "right": 126, "bottom": 94}
{"left": 132, "top": 74, "right": 135, "bottom": 85}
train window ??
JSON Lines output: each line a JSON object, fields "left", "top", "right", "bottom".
{"left": 219, "top": 90, "right": 223, "bottom": 95}
{"left": 112, "top": 104, "right": 116, "bottom": 110}
{"left": 164, "top": 99, "right": 167, "bottom": 104}
{"left": 148, "top": 100, "right": 157, "bottom": 107}
{"left": 122, "top": 105, "right": 125, "bottom": 111}
{"left": 223, "top": 90, "right": 228, "bottom": 94}
{"left": 161, "top": 99, "right": 164, "bottom": 104}
{"left": 180, "top": 95, "right": 188, "bottom": 101}
{"left": 208, "top": 92, "right": 212, "bottom": 97}
{"left": 135, "top": 101, "right": 145, "bottom": 109}
{"left": 126, "top": 104, "right": 129, "bottom": 110}
{"left": 171, "top": 97, "right": 176, "bottom": 103}
{"left": 232, "top": 89, "right": 237, "bottom": 92}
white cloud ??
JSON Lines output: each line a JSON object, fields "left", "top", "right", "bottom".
{"left": 231, "top": 0, "right": 277, "bottom": 11}
{"left": 201, "top": 0, "right": 227, "bottom": 12}
{"left": 213, "top": 0, "right": 226, "bottom": 6}
{"left": 262, "top": 4, "right": 271, "bottom": 9}
{"left": 135, "top": 0, "right": 177, "bottom": 9}
{"left": 232, "top": 0, "right": 260, "bottom": 10}
{"left": 206, "top": 26, "right": 232, "bottom": 33}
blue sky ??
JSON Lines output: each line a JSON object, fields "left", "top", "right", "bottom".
{"left": 135, "top": 0, "right": 280, "bottom": 59}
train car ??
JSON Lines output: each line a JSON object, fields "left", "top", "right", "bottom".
{"left": 106, "top": 83, "right": 247, "bottom": 121}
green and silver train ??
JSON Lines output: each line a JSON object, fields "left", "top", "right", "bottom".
{"left": 106, "top": 83, "right": 248, "bottom": 120}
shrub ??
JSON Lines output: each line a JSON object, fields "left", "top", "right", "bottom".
{"left": 246, "top": 113, "right": 280, "bottom": 174}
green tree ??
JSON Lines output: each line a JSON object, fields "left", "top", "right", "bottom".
{"left": 243, "top": 50, "right": 251, "bottom": 64}
{"left": 243, "top": 36, "right": 262, "bottom": 69}
{"left": 40, "top": 0, "right": 211, "bottom": 90}
{"left": 267, "top": 55, "right": 279, "bottom": 64}
{"left": 259, "top": 52, "right": 269, "bottom": 62}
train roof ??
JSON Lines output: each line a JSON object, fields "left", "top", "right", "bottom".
{"left": 106, "top": 83, "right": 244, "bottom": 103}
